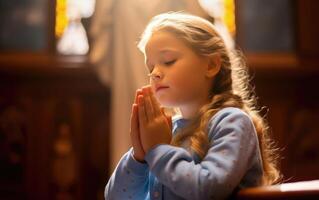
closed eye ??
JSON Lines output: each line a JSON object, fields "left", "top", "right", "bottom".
{"left": 164, "top": 60, "right": 176, "bottom": 66}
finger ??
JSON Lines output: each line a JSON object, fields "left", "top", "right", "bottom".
{"left": 130, "top": 105, "right": 139, "bottom": 146}
{"left": 160, "top": 107, "right": 172, "bottom": 130}
{"left": 138, "top": 95, "right": 147, "bottom": 125}
{"left": 149, "top": 88, "right": 161, "bottom": 116}
{"left": 142, "top": 87, "right": 155, "bottom": 120}
{"left": 134, "top": 89, "right": 143, "bottom": 104}
{"left": 166, "top": 115, "right": 172, "bottom": 130}
{"left": 130, "top": 104, "right": 145, "bottom": 157}
{"left": 160, "top": 107, "right": 166, "bottom": 115}
{"left": 130, "top": 104, "right": 139, "bottom": 132}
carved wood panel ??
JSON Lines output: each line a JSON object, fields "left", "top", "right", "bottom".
{"left": 0, "top": 57, "right": 110, "bottom": 200}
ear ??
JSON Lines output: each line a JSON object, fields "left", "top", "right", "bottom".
{"left": 205, "top": 54, "right": 221, "bottom": 78}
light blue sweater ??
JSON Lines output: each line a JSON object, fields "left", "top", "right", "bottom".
{"left": 105, "top": 107, "right": 263, "bottom": 200}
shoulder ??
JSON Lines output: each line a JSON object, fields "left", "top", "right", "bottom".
{"left": 206, "top": 107, "right": 256, "bottom": 140}
{"left": 208, "top": 107, "right": 253, "bottom": 128}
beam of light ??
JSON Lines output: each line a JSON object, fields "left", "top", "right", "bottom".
{"left": 55, "top": 0, "right": 68, "bottom": 38}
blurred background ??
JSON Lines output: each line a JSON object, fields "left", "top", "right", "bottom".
{"left": 0, "top": 0, "right": 318, "bottom": 199}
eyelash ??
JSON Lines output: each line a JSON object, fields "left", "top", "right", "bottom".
{"left": 148, "top": 60, "right": 176, "bottom": 73}
{"left": 164, "top": 60, "right": 176, "bottom": 66}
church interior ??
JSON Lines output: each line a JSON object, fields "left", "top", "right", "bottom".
{"left": 0, "top": 0, "right": 319, "bottom": 199}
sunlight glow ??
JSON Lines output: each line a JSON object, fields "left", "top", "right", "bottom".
{"left": 55, "top": 0, "right": 68, "bottom": 38}
{"left": 223, "top": 0, "right": 236, "bottom": 36}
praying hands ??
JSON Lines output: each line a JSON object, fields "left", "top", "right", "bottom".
{"left": 130, "top": 86, "right": 172, "bottom": 162}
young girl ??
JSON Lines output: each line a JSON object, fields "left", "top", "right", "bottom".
{"left": 105, "top": 12, "right": 280, "bottom": 200}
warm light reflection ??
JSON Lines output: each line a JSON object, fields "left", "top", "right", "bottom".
{"left": 198, "top": 0, "right": 236, "bottom": 41}
{"left": 223, "top": 0, "right": 236, "bottom": 36}
{"left": 55, "top": 0, "right": 68, "bottom": 38}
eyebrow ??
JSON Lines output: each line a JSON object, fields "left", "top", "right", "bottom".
{"left": 146, "top": 49, "right": 177, "bottom": 60}
{"left": 158, "top": 49, "right": 178, "bottom": 54}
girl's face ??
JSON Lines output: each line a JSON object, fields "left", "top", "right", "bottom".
{"left": 145, "top": 31, "right": 214, "bottom": 117}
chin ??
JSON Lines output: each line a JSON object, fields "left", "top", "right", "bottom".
{"left": 156, "top": 98, "right": 179, "bottom": 107}
{"left": 155, "top": 92, "right": 183, "bottom": 107}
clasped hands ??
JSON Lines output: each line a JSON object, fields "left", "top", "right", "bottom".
{"left": 130, "top": 86, "right": 172, "bottom": 162}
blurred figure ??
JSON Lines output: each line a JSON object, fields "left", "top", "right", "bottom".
{"left": 57, "top": 0, "right": 95, "bottom": 55}
{"left": 90, "top": 0, "right": 210, "bottom": 171}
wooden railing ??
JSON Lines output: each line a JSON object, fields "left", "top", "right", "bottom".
{"left": 237, "top": 180, "right": 319, "bottom": 200}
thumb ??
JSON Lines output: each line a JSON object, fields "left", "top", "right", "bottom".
{"left": 166, "top": 115, "right": 172, "bottom": 130}
{"left": 161, "top": 107, "right": 172, "bottom": 130}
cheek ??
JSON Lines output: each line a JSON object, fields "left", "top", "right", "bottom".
{"left": 173, "top": 67, "right": 203, "bottom": 88}
{"left": 174, "top": 72, "right": 207, "bottom": 100}
{"left": 169, "top": 74, "right": 186, "bottom": 89}
{"left": 154, "top": 59, "right": 205, "bottom": 90}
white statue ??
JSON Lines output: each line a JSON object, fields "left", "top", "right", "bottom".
{"left": 57, "top": 0, "right": 95, "bottom": 55}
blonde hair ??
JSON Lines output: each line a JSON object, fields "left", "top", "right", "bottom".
{"left": 138, "top": 12, "right": 281, "bottom": 185}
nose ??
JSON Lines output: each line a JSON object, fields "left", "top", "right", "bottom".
{"left": 148, "top": 69, "right": 163, "bottom": 81}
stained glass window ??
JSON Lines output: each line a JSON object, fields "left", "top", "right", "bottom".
{"left": 198, "top": 0, "right": 236, "bottom": 48}
{"left": 0, "top": 0, "right": 48, "bottom": 51}
{"left": 55, "top": 0, "right": 95, "bottom": 55}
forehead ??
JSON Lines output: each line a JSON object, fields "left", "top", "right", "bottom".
{"left": 144, "top": 31, "right": 190, "bottom": 56}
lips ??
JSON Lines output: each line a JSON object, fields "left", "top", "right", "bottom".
{"left": 155, "top": 85, "right": 169, "bottom": 92}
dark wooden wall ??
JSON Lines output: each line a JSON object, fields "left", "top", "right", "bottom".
{"left": 236, "top": 0, "right": 319, "bottom": 182}
{"left": 0, "top": 54, "right": 110, "bottom": 200}
{"left": 249, "top": 55, "right": 319, "bottom": 182}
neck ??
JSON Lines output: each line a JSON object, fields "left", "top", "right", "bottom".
{"left": 179, "top": 98, "right": 210, "bottom": 119}
{"left": 179, "top": 82, "right": 213, "bottom": 119}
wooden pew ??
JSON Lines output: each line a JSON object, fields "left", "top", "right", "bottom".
{"left": 237, "top": 180, "right": 319, "bottom": 200}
